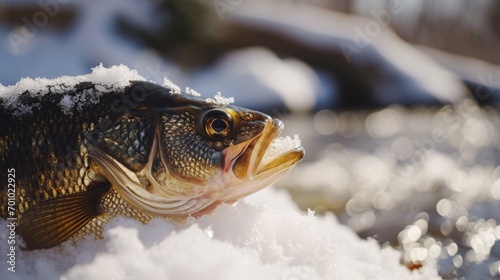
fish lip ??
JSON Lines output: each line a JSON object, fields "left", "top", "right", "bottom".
{"left": 216, "top": 118, "right": 304, "bottom": 203}
{"left": 230, "top": 118, "right": 295, "bottom": 180}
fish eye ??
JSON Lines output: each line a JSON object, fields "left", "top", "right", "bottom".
{"left": 211, "top": 118, "right": 229, "bottom": 133}
{"left": 203, "top": 109, "right": 234, "bottom": 138}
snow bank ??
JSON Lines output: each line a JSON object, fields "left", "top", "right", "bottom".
{"left": 0, "top": 188, "right": 438, "bottom": 280}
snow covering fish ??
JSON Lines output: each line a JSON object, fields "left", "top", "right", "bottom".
{"left": 0, "top": 65, "right": 304, "bottom": 250}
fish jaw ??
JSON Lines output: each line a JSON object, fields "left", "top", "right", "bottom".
{"left": 230, "top": 118, "right": 304, "bottom": 181}
{"left": 219, "top": 118, "right": 305, "bottom": 202}
{"left": 230, "top": 118, "right": 284, "bottom": 180}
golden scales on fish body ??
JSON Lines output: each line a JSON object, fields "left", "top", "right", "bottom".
{"left": 0, "top": 75, "right": 304, "bottom": 250}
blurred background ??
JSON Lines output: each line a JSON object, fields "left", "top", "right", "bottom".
{"left": 1, "top": 0, "right": 500, "bottom": 278}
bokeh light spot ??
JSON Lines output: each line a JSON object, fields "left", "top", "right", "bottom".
{"left": 313, "top": 110, "right": 338, "bottom": 135}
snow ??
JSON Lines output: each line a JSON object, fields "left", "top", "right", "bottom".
{"left": 162, "top": 78, "right": 182, "bottom": 94}
{"left": 265, "top": 135, "right": 302, "bottom": 158}
{"left": 0, "top": 188, "right": 438, "bottom": 280}
{"left": 205, "top": 92, "right": 234, "bottom": 106}
{"left": 184, "top": 87, "right": 201, "bottom": 97}
{"left": 0, "top": 64, "right": 145, "bottom": 116}
{"left": 0, "top": 64, "right": 240, "bottom": 115}
{"left": 164, "top": 77, "right": 236, "bottom": 106}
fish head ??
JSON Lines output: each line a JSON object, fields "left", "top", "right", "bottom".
{"left": 87, "top": 82, "right": 304, "bottom": 217}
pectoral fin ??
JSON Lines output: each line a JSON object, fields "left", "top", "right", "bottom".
{"left": 18, "top": 181, "right": 111, "bottom": 250}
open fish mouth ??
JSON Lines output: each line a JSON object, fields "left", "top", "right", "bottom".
{"left": 230, "top": 118, "right": 304, "bottom": 182}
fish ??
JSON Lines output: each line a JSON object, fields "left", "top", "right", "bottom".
{"left": 0, "top": 79, "right": 304, "bottom": 250}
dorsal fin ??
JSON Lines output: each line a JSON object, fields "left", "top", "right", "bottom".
{"left": 17, "top": 181, "right": 111, "bottom": 250}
